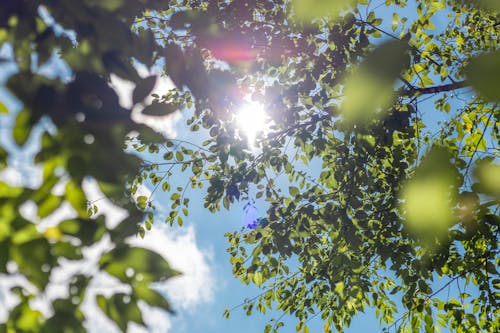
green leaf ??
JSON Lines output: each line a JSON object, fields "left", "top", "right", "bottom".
{"left": 100, "top": 247, "right": 180, "bottom": 283}
{"left": 94, "top": 0, "right": 125, "bottom": 11}
{"left": 341, "top": 41, "right": 410, "bottom": 125}
{"left": 400, "top": 147, "right": 459, "bottom": 241}
{"left": 292, "top": 0, "right": 356, "bottom": 21}
{"left": 58, "top": 218, "right": 104, "bottom": 246}
{"left": 97, "top": 293, "right": 144, "bottom": 331}
{"left": 52, "top": 241, "right": 83, "bottom": 260}
{"left": 473, "top": 159, "right": 500, "bottom": 197}
{"left": 252, "top": 271, "right": 264, "bottom": 287}
{"left": 0, "top": 181, "right": 23, "bottom": 198}
{"left": 0, "top": 101, "right": 8, "bottom": 114}
{"left": 14, "top": 304, "right": 42, "bottom": 331}
{"left": 469, "top": 0, "right": 500, "bottom": 12}
{"left": 137, "top": 195, "right": 148, "bottom": 210}
{"left": 65, "top": 180, "right": 88, "bottom": 217}
{"left": 38, "top": 194, "right": 63, "bottom": 218}
{"left": 13, "top": 109, "right": 32, "bottom": 146}
{"left": 466, "top": 51, "right": 500, "bottom": 101}
{"left": 12, "top": 238, "right": 53, "bottom": 289}
{"left": 133, "top": 285, "right": 173, "bottom": 313}
{"left": 175, "top": 151, "right": 184, "bottom": 161}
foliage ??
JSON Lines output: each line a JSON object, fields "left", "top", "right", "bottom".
{"left": 0, "top": 1, "right": 181, "bottom": 332}
{"left": 129, "top": 0, "right": 500, "bottom": 332}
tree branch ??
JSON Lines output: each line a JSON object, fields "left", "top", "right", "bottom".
{"left": 401, "top": 80, "right": 469, "bottom": 96}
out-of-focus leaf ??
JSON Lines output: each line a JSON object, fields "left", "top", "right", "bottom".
{"left": 38, "top": 194, "right": 63, "bottom": 218}
{"left": 0, "top": 181, "right": 23, "bottom": 198}
{"left": 52, "top": 241, "right": 83, "bottom": 260}
{"left": 341, "top": 41, "right": 410, "bottom": 126}
{"left": 0, "top": 101, "right": 8, "bottom": 113}
{"left": 88, "top": 0, "right": 124, "bottom": 11}
{"left": 12, "top": 238, "right": 53, "bottom": 290}
{"left": 13, "top": 109, "right": 33, "bottom": 146}
{"left": 164, "top": 44, "right": 186, "bottom": 88}
{"left": 473, "top": 159, "right": 500, "bottom": 198}
{"left": 100, "top": 246, "right": 180, "bottom": 283}
{"left": 41, "top": 307, "right": 86, "bottom": 333}
{"left": 133, "top": 76, "right": 157, "bottom": 105}
{"left": 58, "top": 217, "right": 105, "bottom": 246}
{"left": 97, "top": 293, "right": 144, "bottom": 331}
{"left": 133, "top": 285, "right": 173, "bottom": 313}
{"left": 0, "top": 146, "right": 7, "bottom": 168}
{"left": 13, "top": 304, "right": 43, "bottom": 331}
{"left": 292, "top": 0, "right": 356, "bottom": 21}
{"left": 400, "top": 147, "right": 459, "bottom": 242}
{"left": 12, "top": 224, "right": 39, "bottom": 245}
{"left": 466, "top": 50, "right": 500, "bottom": 101}
{"left": 141, "top": 102, "right": 178, "bottom": 116}
{"left": 65, "top": 180, "right": 88, "bottom": 217}
{"left": 468, "top": 0, "right": 500, "bottom": 12}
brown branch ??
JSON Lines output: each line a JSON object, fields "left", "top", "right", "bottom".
{"left": 402, "top": 80, "right": 469, "bottom": 97}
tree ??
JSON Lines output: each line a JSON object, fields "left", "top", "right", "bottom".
{"left": 0, "top": 1, "right": 182, "bottom": 332}
{"left": 129, "top": 0, "right": 499, "bottom": 332}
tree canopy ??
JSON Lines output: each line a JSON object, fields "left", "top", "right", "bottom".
{"left": 1, "top": 0, "right": 499, "bottom": 333}
{"left": 0, "top": 1, "right": 180, "bottom": 332}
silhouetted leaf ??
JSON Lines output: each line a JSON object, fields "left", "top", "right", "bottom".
{"left": 133, "top": 76, "right": 157, "bottom": 105}
{"left": 142, "top": 102, "right": 178, "bottom": 116}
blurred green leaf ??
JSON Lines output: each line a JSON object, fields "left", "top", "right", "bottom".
{"left": 341, "top": 41, "right": 410, "bottom": 125}
{"left": 97, "top": 293, "right": 144, "bottom": 331}
{"left": 0, "top": 181, "right": 23, "bottom": 198}
{"left": 100, "top": 246, "right": 180, "bottom": 283}
{"left": 133, "top": 285, "right": 174, "bottom": 313}
{"left": 292, "top": 0, "right": 356, "bottom": 21}
{"left": 13, "top": 109, "right": 32, "bottom": 146}
{"left": 58, "top": 218, "right": 104, "bottom": 246}
{"left": 473, "top": 159, "right": 500, "bottom": 198}
{"left": 38, "top": 194, "right": 63, "bottom": 218}
{"left": 0, "top": 101, "right": 8, "bottom": 114}
{"left": 12, "top": 238, "right": 53, "bottom": 290}
{"left": 52, "top": 241, "right": 83, "bottom": 260}
{"left": 13, "top": 304, "right": 43, "bottom": 332}
{"left": 65, "top": 180, "right": 88, "bottom": 217}
{"left": 400, "top": 147, "right": 459, "bottom": 241}
{"left": 466, "top": 50, "right": 500, "bottom": 101}
{"left": 468, "top": 0, "right": 500, "bottom": 12}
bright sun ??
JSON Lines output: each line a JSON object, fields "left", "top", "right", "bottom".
{"left": 236, "top": 101, "right": 268, "bottom": 145}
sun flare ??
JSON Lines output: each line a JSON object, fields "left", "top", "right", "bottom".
{"left": 236, "top": 101, "right": 269, "bottom": 145}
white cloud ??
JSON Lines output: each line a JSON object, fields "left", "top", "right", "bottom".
{"left": 128, "top": 224, "right": 215, "bottom": 310}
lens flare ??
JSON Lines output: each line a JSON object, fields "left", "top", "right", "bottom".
{"left": 236, "top": 101, "right": 268, "bottom": 145}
